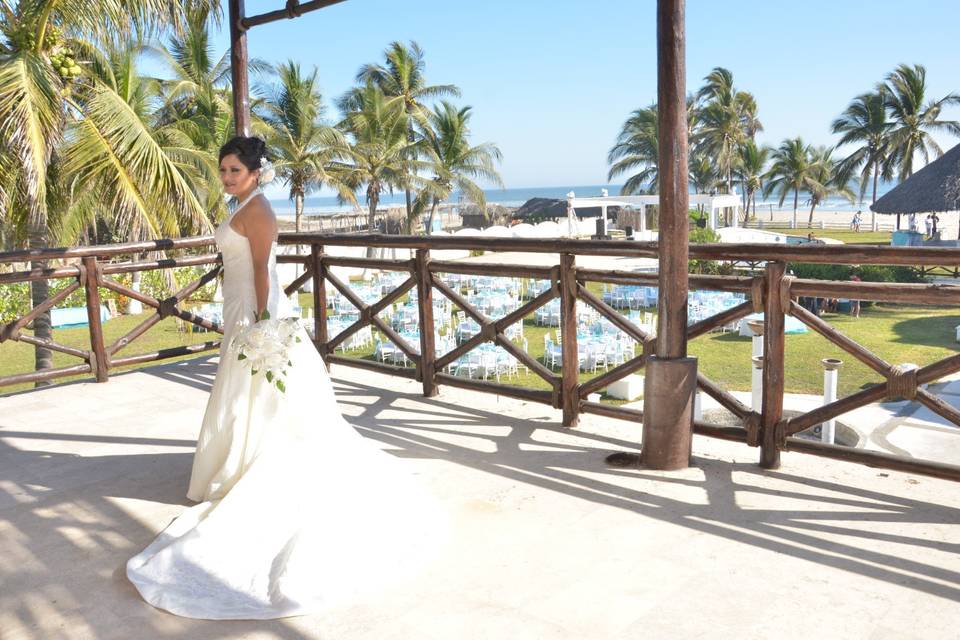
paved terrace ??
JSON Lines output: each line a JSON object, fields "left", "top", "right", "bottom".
{"left": 2, "top": 358, "right": 959, "bottom": 640}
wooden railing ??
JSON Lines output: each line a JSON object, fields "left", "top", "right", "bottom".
{"left": 3, "top": 234, "right": 960, "bottom": 481}
{"left": 0, "top": 238, "right": 222, "bottom": 387}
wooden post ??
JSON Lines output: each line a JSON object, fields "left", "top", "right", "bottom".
{"left": 760, "top": 261, "right": 785, "bottom": 468}
{"left": 228, "top": 0, "right": 251, "bottom": 136}
{"left": 638, "top": 0, "right": 696, "bottom": 470}
{"left": 81, "top": 256, "right": 109, "bottom": 382}
{"left": 560, "top": 252, "right": 579, "bottom": 427}
{"left": 311, "top": 244, "right": 329, "bottom": 371}
{"left": 415, "top": 249, "right": 437, "bottom": 397}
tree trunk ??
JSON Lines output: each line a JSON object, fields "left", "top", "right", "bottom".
{"left": 295, "top": 191, "right": 303, "bottom": 235}
{"left": 28, "top": 223, "right": 53, "bottom": 386}
{"left": 808, "top": 201, "right": 817, "bottom": 228}
{"left": 426, "top": 198, "right": 439, "bottom": 235}
{"left": 792, "top": 188, "right": 799, "bottom": 228}
{"left": 366, "top": 192, "right": 379, "bottom": 259}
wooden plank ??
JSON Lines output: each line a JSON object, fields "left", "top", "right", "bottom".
{"left": 311, "top": 245, "right": 327, "bottom": 368}
{"left": 655, "top": 0, "right": 689, "bottom": 361}
{"left": 107, "top": 313, "right": 162, "bottom": 356}
{"left": 782, "top": 438, "right": 960, "bottom": 482}
{"left": 322, "top": 255, "right": 414, "bottom": 271}
{"left": 435, "top": 372, "right": 554, "bottom": 405}
{"left": 81, "top": 257, "right": 110, "bottom": 382}
{"left": 0, "top": 363, "right": 92, "bottom": 388}
{"left": 326, "top": 354, "right": 418, "bottom": 379}
{"left": 559, "top": 253, "right": 579, "bottom": 427}
{"left": 914, "top": 389, "right": 960, "bottom": 429}
{"left": 229, "top": 0, "right": 251, "bottom": 135}
{"left": 790, "top": 278, "right": 960, "bottom": 305}
{"left": 282, "top": 265, "right": 314, "bottom": 297}
{"left": 16, "top": 334, "right": 89, "bottom": 359}
{"left": 99, "top": 277, "right": 159, "bottom": 308}
{"left": 760, "top": 261, "right": 786, "bottom": 468}
{"left": 782, "top": 382, "right": 890, "bottom": 436}
{"left": 110, "top": 342, "right": 220, "bottom": 368}
{"left": 576, "top": 283, "right": 652, "bottom": 344}
{"left": 697, "top": 373, "right": 751, "bottom": 420}
{"left": 788, "top": 300, "right": 891, "bottom": 376}
{"left": 240, "top": 0, "right": 349, "bottom": 29}
{"left": 578, "top": 354, "right": 649, "bottom": 398}
{"left": 428, "top": 260, "right": 554, "bottom": 280}
{"left": 416, "top": 250, "right": 437, "bottom": 395}
{"left": 0, "top": 265, "right": 80, "bottom": 285}
{"left": 0, "top": 236, "right": 215, "bottom": 263}
{"left": 100, "top": 254, "right": 220, "bottom": 275}
{"left": 686, "top": 300, "right": 754, "bottom": 340}
{"left": 0, "top": 281, "right": 81, "bottom": 342}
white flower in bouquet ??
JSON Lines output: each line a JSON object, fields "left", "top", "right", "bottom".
{"left": 230, "top": 310, "right": 302, "bottom": 393}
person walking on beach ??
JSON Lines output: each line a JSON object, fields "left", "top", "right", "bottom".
{"left": 852, "top": 210, "right": 861, "bottom": 232}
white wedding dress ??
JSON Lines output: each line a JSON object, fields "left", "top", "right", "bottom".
{"left": 126, "top": 195, "right": 446, "bottom": 620}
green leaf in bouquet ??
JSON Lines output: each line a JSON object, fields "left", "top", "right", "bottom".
{"left": 266, "top": 370, "right": 274, "bottom": 383}
{"left": 277, "top": 379, "right": 286, "bottom": 393}
{"left": 261, "top": 309, "right": 271, "bottom": 320}
{"left": 237, "top": 353, "right": 248, "bottom": 361}
{"left": 251, "top": 368, "right": 259, "bottom": 376}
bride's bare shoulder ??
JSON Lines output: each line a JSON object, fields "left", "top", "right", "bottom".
{"left": 239, "top": 195, "right": 278, "bottom": 238}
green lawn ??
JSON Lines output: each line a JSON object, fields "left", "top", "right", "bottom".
{"left": 5, "top": 282, "right": 958, "bottom": 402}
{"left": 809, "top": 229, "right": 892, "bottom": 245}
{"left": 0, "top": 309, "right": 221, "bottom": 394}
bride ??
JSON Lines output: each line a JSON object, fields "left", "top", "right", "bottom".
{"left": 127, "top": 136, "right": 446, "bottom": 620}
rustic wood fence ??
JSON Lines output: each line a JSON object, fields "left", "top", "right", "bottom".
{"left": 3, "top": 234, "right": 960, "bottom": 481}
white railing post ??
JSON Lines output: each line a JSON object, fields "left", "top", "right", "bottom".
{"left": 821, "top": 358, "right": 842, "bottom": 444}
{"left": 747, "top": 319, "right": 764, "bottom": 411}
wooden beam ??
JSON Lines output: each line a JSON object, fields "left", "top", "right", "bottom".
{"left": 655, "top": 0, "right": 689, "bottom": 360}
{"left": 240, "top": 0, "right": 349, "bottom": 29}
{"left": 229, "top": 0, "right": 251, "bottom": 135}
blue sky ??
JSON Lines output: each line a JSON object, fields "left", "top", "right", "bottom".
{"left": 185, "top": 0, "right": 960, "bottom": 195}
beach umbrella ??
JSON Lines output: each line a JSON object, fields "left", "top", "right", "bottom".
{"left": 871, "top": 142, "right": 960, "bottom": 234}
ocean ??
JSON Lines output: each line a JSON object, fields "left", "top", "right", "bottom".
{"left": 269, "top": 182, "right": 897, "bottom": 218}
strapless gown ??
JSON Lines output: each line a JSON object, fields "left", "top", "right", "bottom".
{"left": 126, "top": 202, "right": 446, "bottom": 620}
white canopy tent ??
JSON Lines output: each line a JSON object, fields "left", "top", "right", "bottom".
{"left": 566, "top": 193, "right": 743, "bottom": 233}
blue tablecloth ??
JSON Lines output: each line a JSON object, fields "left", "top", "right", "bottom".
{"left": 51, "top": 305, "right": 110, "bottom": 328}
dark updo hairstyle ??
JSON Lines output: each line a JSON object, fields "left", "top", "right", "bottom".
{"left": 218, "top": 135, "right": 269, "bottom": 172}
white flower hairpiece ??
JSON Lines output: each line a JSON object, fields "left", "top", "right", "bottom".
{"left": 259, "top": 156, "right": 276, "bottom": 184}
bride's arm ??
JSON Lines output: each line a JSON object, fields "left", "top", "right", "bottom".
{"left": 244, "top": 203, "right": 279, "bottom": 319}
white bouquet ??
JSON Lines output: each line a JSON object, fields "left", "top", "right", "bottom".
{"left": 230, "top": 310, "right": 301, "bottom": 393}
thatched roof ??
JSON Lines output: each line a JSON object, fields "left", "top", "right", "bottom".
{"left": 871, "top": 143, "right": 960, "bottom": 214}
{"left": 512, "top": 197, "right": 607, "bottom": 221}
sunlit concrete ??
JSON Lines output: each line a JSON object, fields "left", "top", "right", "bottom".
{"left": 2, "top": 358, "right": 959, "bottom": 639}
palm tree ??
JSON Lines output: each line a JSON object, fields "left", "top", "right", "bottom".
{"left": 0, "top": 0, "right": 197, "bottom": 381}
{"left": 263, "top": 61, "right": 352, "bottom": 238}
{"left": 694, "top": 67, "right": 763, "bottom": 197}
{"left": 416, "top": 102, "right": 503, "bottom": 234}
{"left": 355, "top": 41, "right": 460, "bottom": 229}
{"left": 608, "top": 105, "right": 660, "bottom": 195}
{"left": 764, "top": 138, "right": 819, "bottom": 229}
{"left": 831, "top": 88, "right": 893, "bottom": 208}
{"left": 334, "top": 84, "right": 420, "bottom": 255}
{"left": 804, "top": 146, "right": 854, "bottom": 226}
{"left": 61, "top": 39, "right": 211, "bottom": 245}
{"left": 736, "top": 140, "right": 769, "bottom": 221}
{"left": 149, "top": 3, "right": 271, "bottom": 220}
{"left": 882, "top": 64, "right": 960, "bottom": 181}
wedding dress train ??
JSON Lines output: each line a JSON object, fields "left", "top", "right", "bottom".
{"left": 126, "top": 197, "right": 446, "bottom": 619}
